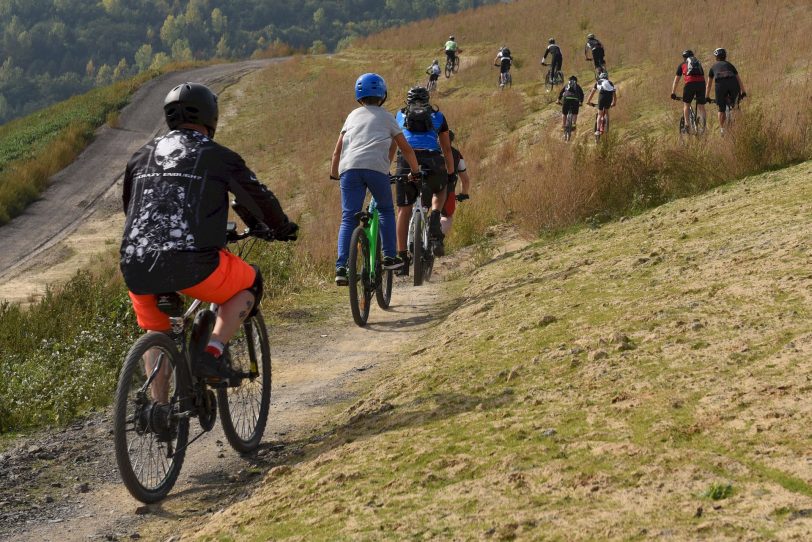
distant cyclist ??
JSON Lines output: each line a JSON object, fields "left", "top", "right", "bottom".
{"left": 557, "top": 75, "right": 584, "bottom": 131}
{"left": 671, "top": 49, "right": 707, "bottom": 133}
{"left": 706, "top": 47, "right": 747, "bottom": 131}
{"left": 586, "top": 71, "right": 617, "bottom": 135}
{"left": 440, "top": 130, "right": 471, "bottom": 236}
{"left": 444, "top": 36, "right": 460, "bottom": 68}
{"left": 584, "top": 33, "right": 606, "bottom": 75}
{"left": 494, "top": 46, "right": 512, "bottom": 85}
{"left": 542, "top": 38, "right": 563, "bottom": 80}
{"left": 426, "top": 59, "right": 441, "bottom": 88}
{"left": 395, "top": 87, "right": 454, "bottom": 266}
{"left": 330, "top": 73, "right": 421, "bottom": 285}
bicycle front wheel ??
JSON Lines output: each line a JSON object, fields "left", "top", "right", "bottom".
{"left": 217, "top": 312, "right": 271, "bottom": 453}
{"left": 348, "top": 226, "right": 372, "bottom": 325}
{"left": 412, "top": 213, "right": 424, "bottom": 287}
{"left": 113, "top": 332, "right": 189, "bottom": 503}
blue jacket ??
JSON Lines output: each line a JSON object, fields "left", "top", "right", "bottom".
{"left": 395, "top": 109, "right": 446, "bottom": 151}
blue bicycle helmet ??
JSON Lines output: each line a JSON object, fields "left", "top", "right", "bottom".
{"left": 355, "top": 73, "right": 387, "bottom": 104}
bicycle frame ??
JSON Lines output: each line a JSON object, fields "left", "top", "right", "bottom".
{"left": 407, "top": 195, "right": 428, "bottom": 260}
{"left": 362, "top": 198, "right": 382, "bottom": 285}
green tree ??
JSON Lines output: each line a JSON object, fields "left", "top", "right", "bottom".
{"left": 215, "top": 35, "right": 230, "bottom": 58}
{"left": 149, "top": 52, "right": 170, "bottom": 71}
{"left": 211, "top": 8, "right": 227, "bottom": 35}
{"left": 171, "top": 39, "right": 193, "bottom": 62}
{"left": 96, "top": 63, "right": 112, "bottom": 85}
{"left": 113, "top": 58, "right": 128, "bottom": 80}
{"left": 309, "top": 40, "right": 327, "bottom": 55}
{"left": 134, "top": 43, "right": 153, "bottom": 72}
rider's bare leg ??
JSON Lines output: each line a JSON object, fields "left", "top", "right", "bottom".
{"left": 210, "top": 290, "right": 255, "bottom": 346}
{"left": 397, "top": 206, "right": 411, "bottom": 252}
{"left": 697, "top": 103, "right": 706, "bottom": 128}
{"left": 144, "top": 348, "right": 172, "bottom": 404}
{"left": 432, "top": 188, "right": 447, "bottom": 213}
{"left": 683, "top": 102, "right": 691, "bottom": 130}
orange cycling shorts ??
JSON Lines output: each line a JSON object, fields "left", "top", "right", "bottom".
{"left": 128, "top": 250, "right": 256, "bottom": 331}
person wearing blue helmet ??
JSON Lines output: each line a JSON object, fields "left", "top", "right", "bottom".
{"left": 330, "top": 73, "right": 421, "bottom": 286}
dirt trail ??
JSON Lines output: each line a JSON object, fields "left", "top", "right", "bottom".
{"left": 0, "top": 58, "right": 285, "bottom": 305}
{"left": 0, "top": 250, "right": 492, "bottom": 541}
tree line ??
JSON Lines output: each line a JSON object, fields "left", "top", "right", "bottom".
{"left": 0, "top": 0, "right": 496, "bottom": 124}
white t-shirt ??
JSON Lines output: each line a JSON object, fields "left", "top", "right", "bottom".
{"left": 339, "top": 106, "right": 403, "bottom": 175}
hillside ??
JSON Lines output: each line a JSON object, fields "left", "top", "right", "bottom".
{"left": 180, "top": 159, "right": 812, "bottom": 541}
{"left": 1, "top": 0, "right": 811, "bottom": 539}
{"left": 0, "top": 0, "right": 499, "bottom": 124}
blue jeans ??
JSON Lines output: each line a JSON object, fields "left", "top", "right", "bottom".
{"left": 336, "top": 169, "right": 396, "bottom": 269}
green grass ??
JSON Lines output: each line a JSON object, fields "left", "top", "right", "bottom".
{"left": 187, "top": 161, "right": 812, "bottom": 540}
{"left": 0, "top": 73, "right": 156, "bottom": 225}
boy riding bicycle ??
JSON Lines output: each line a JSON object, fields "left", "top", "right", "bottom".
{"left": 542, "top": 38, "right": 563, "bottom": 81}
{"left": 330, "top": 73, "right": 421, "bottom": 286}
{"left": 444, "top": 36, "right": 461, "bottom": 68}
{"left": 120, "top": 82, "right": 298, "bottom": 386}
{"left": 494, "top": 47, "right": 513, "bottom": 86}
{"left": 426, "top": 60, "right": 441, "bottom": 88}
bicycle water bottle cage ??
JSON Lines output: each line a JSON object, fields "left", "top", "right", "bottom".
{"left": 156, "top": 293, "right": 184, "bottom": 317}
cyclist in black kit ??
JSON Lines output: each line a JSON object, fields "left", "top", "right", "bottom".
{"left": 705, "top": 48, "right": 747, "bottom": 131}
{"left": 557, "top": 75, "right": 585, "bottom": 131}
{"left": 584, "top": 33, "right": 606, "bottom": 74}
{"left": 542, "top": 38, "right": 563, "bottom": 81}
{"left": 120, "top": 82, "right": 298, "bottom": 385}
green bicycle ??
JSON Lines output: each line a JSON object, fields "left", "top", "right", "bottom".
{"left": 348, "top": 196, "right": 394, "bottom": 326}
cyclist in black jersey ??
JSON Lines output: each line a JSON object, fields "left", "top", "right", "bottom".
{"left": 584, "top": 33, "right": 606, "bottom": 73}
{"left": 542, "top": 38, "right": 563, "bottom": 81}
{"left": 557, "top": 76, "right": 585, "bottom": 130}
{"left": 705, "top": 48, "right": 747, "bottom": 131}
{"left": 120, "top": 82, "right": 297, "bottom": 384}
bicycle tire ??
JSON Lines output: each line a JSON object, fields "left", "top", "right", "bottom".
{"left": 444, "top": 63, "right": 452, "bottom": 78}
{"left": 348, "top": 226, "right": 372, "bottom": 325}
{"left": 564, "top": 113, "right": 573, "bottom": 141}
{"left": 113, "top": 332, "right": 189, "bottom": 503}
{"left": 412, "top": 213, "right": 424, "bottom": 287}
{"left": 545, "top": 69, "right": 554, "bottom": 92}
{"left": 217, "top": 312, "right": 271, "bottom": 453}
{"left": 375, "top": 235, "right": 393, "bottom": 309}
{"left": 453, "top": 56, "right": 460, "bottom": 73}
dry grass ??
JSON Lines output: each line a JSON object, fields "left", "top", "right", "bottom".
{"left": 214, "top": 0, "right": 812, "bottom": 258}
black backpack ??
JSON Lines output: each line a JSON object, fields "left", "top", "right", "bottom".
{"left": 403, "top": 102, "right": 436, "bottom": 133}
{"left": 685, "top": 56, "right": 704, "bottom": 76}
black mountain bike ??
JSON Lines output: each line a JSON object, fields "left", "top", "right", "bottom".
{"left": 445, "top": 53, "right": 460, "bottom": 78}
{"left": 557, "top": 101, "right": 576, "bottom": 142}
{"left": 113, "top": 218, "right": 275, "bottom": 503}
{"left": 674, "top": 96, "right": 705, "bottom": 136}
{"left": 542, "top": 61, "right": 563, "bottom": 92}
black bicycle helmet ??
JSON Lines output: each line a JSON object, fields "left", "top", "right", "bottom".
{"left": 713, "top": 47, "right": 727, "bottom": 60}
{"left": 682, "top": 49, "right": 694, "bottom": 58}
{"left": 406, "top": 86, "right": 430, "bottom": 104}
{"left": 549, "top": 38, "right": 556, "bottom": 44}
{"left": 569, "top": 75, "right": 578, "bottom": 82}
{"left": 164, "top": 82, "right": 219, "bottom": 137}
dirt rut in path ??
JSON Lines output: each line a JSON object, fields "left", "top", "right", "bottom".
{"left": 0, "top": 254, "right": 476, "bottom": 541}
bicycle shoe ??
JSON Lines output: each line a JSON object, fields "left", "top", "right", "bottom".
{"left": 194, "top": 351, "right": 242, "bottom": 385}
{"left": 335, "top": 266, "right": 349, "bottom": 286}
{"left": 382, "top": 255, "right": 404, "bottom": 269}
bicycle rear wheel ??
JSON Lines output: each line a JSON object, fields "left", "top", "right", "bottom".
{"left": 217, "top": 313, "right": 271, "bottom": 453}
{"left": 375, "top": 236, "right": 394, "bottom": 309}
{"left": 113, "top": 332, "right": 189, "bottom": 503}
{"left": 348, "top": 226, "right": 372, "bottom": 325}
{"left": 564, "top": 113, "right": 573, "bottom": 141}
{"left": 445, "top": 62, "right": 452, "bottom": 78}
{"left": 412, "top": 213, "right": 424, "bottom": 287}
{"left": 545, "top": 70, "right": 554, "bottom": 92}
